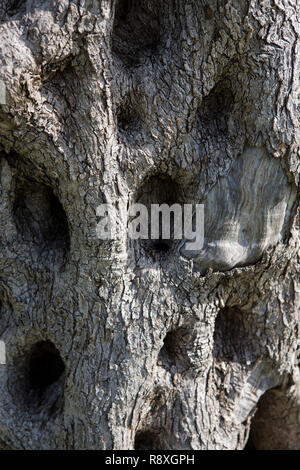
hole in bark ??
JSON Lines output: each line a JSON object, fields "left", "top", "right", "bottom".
{"left": 13, "top": 176, "right": 70, "bottom": 259}
{"left": 244, "top": 432, "right": 256, "bottom": 451}
{"left": 5, "top": 0, "right": 26, "bottom": 16}
{"left": 158, "top": 328, "right": 196, "bottom": 372}
{"left": 133, "top": 175, "right": 182, "bottom": 258}
{"left": 135, "top": 430, "right": 163, "bottom": 450}
{"left": 197, "top": 80, "right": 234, "bottom": 138}
{"left": 213, "top": 307, "right": 255, "bottom": 365}
{"left": 8, "top": 340, "right": 65, "bottom": 417}
{"left": 203, "top": 5, "right": 214, "bottom": 20}
{"left": 112, "top": 0, "right": 160, "bottom": 65}
{"left": 152, "top": 241, "right": 171, "bottom": 253}
{"left": 28, "top": 341, "right": 65, "bottom": 391}
{"left": 244, "top": 386, "right": 298, "bottom": 450}
{"left": 116, "top": 99, "right": 141, "bottom": 135}
{"left": 41, "top": 55, "right": 74, "bottom": 81}
{"left": 160, "top": 330, "right": 180, "bottom": 363}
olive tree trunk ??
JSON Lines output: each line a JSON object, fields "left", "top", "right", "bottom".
{"left": 0, "top": 0, "right": 299, "bottom": 450}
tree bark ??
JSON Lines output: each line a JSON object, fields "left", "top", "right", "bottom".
{"left": 0, "top": 0, "right": 299, "bottom": 450}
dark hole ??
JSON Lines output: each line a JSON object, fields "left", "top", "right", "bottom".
{"left": 5, "top": 0, "right": 26, "bottom": 16}
{"left": 158, "top": 328, "right": 192, "bottom": 372}
{"left": 153, "top": 241, "right": 171, "bottom": 253}
{"left": 134, "top": 175, "right": 182, "bottom": 258}
{"left": 136, "top": 175, "right": 181, "bottom": 211}
{"left": 243, "top": 386, "right": 291, "bottom": 450}
{"left": 135, "top": 431, "right": 163, "bottom": 450}
{"left": 115, "top": 0, "right": 132, "bottom": 22}
{"left": 203, "top": 5, "right": 214, "bottom": 20}
{"left": 244, "top": 430, "right": 257, "bottom": 450}
{"left": 13, "top": 177, "right": 70, "bottom": 254}
{"left": 116, "top": 100, "right": 140, "bottom": 134}
{"left": 161, "top": 330, "right": 177, "bottom": 358}
{"left": 28, "top": 341, "right": 65, "bottom": 391}
{"left": 213, "top": 307, "right": 254, "bottom": 365}
{"left": 197, "top": 80, "right": 234, "bottom": 135}
{"left": 112, "top": 0, "right": 160, "bottom": 64}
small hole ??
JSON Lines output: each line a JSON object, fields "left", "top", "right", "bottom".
{"left": 7, "top": 340, "right": 65, "bottom": 417}
{"left": 5, "top": 0, "right": 26, "bottom": 17}
{"left": 203, "top": 5, "right": 214, "bottom": 20}
{"left": 161, "top": 330, "right": 178, "bottom": 360}
{"left": 158, "top": 328, "right": 196, "bottom": 372}
{"left": 116, "top": 100, "right": 140, "bottom": 135}
{"left": 135, "top": 430, "right": 164, "bottom": 450}
{"left": 153, "top": 241, "right": 171, "bottom": 253}
{"left": 197, "top": 80, "right": 234, "bottom": 133}
{"left": 28, "top": 341, "right": 65, "bottom": 391}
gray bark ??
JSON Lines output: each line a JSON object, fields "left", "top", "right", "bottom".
{"left": 0, "top": 0, "right": 299, "bottom": 450}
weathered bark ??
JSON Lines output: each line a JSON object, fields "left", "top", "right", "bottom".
{"left": 0, "top": 0, "right": 299, "bottom": 450}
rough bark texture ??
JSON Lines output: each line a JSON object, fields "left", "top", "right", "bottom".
{"left": 0, "top": 0, "right": 299, "bottom": 450}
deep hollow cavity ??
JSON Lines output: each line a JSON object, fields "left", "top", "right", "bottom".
{"left": 133, "top": 175, "right": 183, "bottom": 256}
{"left": 245, "top": 386, "right": 300, "bottom": 450}
{"left": 28, "top": 340, "right": 65, "bottom": 391}
{"left": 158, "top": 328, "right": 198, "bottom": 372}
{"left": 116, "top": 98, "right": 141, "bottom": 135}
{"left": 159, "top": 329, "right": 182, "bottom": 365}
{"left": 197, "top": 79, "right": 234, "bottom": 137}
{"left": 112, "top": 0, "right": 160, "bottom": 65}
{"left": 152, "top": 240, "right": 170, "bottom": 253}
{"left": 7, "top": 340, "right": 66, "bottom": 417}
{"left": 213, "top": 307, "right": 256, "bottom": 365}
{"left": 135, "top": 430, "right": 164, "bottom": 450}
{"left": 13, "top": 176, "right": 70, "bottom": 256}
{"left": 244, "top": 431, "right": 256, "bottom": 451}
{"left": 4, "top": 0, "right": 27, "bottom": 17}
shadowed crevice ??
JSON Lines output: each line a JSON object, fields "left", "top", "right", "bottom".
{"left": 158, "top": 328, "right": 188, "bottom": 372}
{"left": 135, "top": 430, "right": 164, "bottom": 450}
{"left": 112, "top": 0, "right": 160, "bottom": 66}
{"left": 213, "top": 307, "right": 257, "bottom": 365}
{"left": 28, "top": 340, "right": 65, "bottom": 392}
{"left": 244, "top": 384, "right": 300, "bottom": 450}
{"left": 133, "top": 175, "right": 182, "bottom": 258}
{"left": 7, "top": 340, "right": 65, "bottom": 419}
{"left": 196, "top": 79, "right": 234, "bottom": 138}
{"left": 5, "top": 0, "right": 26, "bottom": 17}
{"left": 116, "top": 97, "right": 142, "bottom": 135}
{"left": 13, "top": 174, "right": 70, "bottom": 260}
